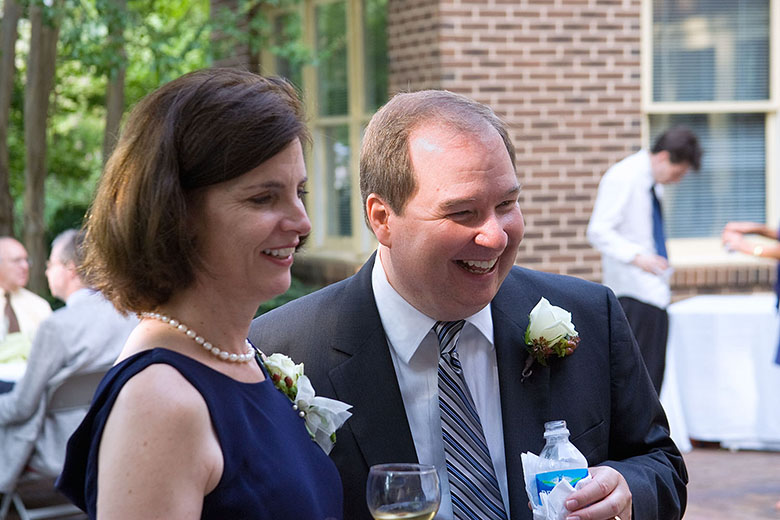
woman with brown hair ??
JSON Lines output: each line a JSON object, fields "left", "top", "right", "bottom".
{"left": 56, "top": 68, "right": 343, "bottom": 519}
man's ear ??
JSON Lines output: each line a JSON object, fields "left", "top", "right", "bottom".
{"left": 366, "top": 193, "right": 392, "bottom": 247}
{"left": 63, "top": 260, "right": 79, "bottom": 278}
{"left": 652, "top": 150, "right": 670, "bottom": 166}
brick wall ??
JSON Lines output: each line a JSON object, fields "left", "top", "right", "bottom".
{"left": 672, "top": 264, "right": 775, "bottom": 301}
{"left": 387, "top": 0, "right": 443, "bottom": 92}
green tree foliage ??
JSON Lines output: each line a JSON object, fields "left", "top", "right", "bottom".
{"left": 2, "top": 0, "right": 211, "bottom": 238}
{"left": 3, "top": 0, "right": 315, "bottom": 266}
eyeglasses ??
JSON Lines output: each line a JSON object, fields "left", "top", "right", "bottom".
{"left": 0, "top": 257, "right": 30, "bottom": 266}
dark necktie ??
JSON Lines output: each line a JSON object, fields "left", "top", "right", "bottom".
{"left": 651, "top": 185, "right": 668, "bottom": 259}
{"left": 435, "top": 320, "right": 507, "bottom": 520}
{"left": 4, "top": 292, "right": 20, "bottom": 334}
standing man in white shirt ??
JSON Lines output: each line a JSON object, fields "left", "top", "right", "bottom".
{"left": 587, "top": 126, "right": 702, "bottom": 394}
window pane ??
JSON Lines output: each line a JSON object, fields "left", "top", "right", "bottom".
{"left": 316, "top": 1, "right": 349, "bottom": 116}
{"left": 272, "top": 12, "right": 304, "bottom": 90}
{"left": 650, "top": 114, "right": 765, "bottom": 239}
{"left": 321, "top": 125, "right": 352, "bottom": 237}
{"left": 363, "top": 0, "right": 388, "bottom": 111}
{"left": 653, "top": 0, "right": 769, "bottom": 102}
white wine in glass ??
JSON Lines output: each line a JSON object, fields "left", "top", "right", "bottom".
{"left": 366, "top": 463, "right": 441, "bottom": 520}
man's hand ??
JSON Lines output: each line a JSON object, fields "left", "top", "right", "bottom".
{"left": 564, "top": 466, "right": 632, "bottom": 520}
{"left": 631, "top": 253, "right": 668, "bottom": 276}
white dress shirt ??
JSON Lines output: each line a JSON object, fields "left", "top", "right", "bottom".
{"left": 371, "top": 252, "right": 510, "bottom": 519}
{"left": 1, "top": 287, "right": 52, "bottom": 342}
{"left": 0, "top": 288, "right": 137, "bottom": 489}
{"left": 587, "top": 149, "right": 672, "bottom": 309}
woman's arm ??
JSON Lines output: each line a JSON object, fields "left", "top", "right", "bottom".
{"left": 722, "top": 222, "right": 780, "bottom": 260}
{"left": 96, "top": 364, "right": 223, "bottom": 520}
{"left": 723, "top": 221, "right": 778, "bottom": 240}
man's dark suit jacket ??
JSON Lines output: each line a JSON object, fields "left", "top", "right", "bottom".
{"left": 250, "top": 255, "right": 687, "bottom": 520}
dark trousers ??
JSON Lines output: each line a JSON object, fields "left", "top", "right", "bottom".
{"left": 0, "top": 380, "right": 14, "bottom": 394}
{"left": 618, "top": 296, "right": 668, "bottom": 395}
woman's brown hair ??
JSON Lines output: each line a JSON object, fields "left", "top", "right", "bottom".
{"left": 83, "top": 68, "right": 308, "bottom": 313}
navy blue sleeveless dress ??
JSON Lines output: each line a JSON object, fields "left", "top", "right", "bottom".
{"left": 56, "top": 348, "right": 343, "bottom": 519}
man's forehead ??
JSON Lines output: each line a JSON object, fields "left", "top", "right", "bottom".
{"left": 49, "top": 242, "right": 66, "bottom": 260}
{"left": 409, "top": 123, "right": 496, "bottom": 154}
{"left": 0, "top": 238, "right": 25, "bottom": 258}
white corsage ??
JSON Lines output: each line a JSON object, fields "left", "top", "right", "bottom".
{"left": 522, "top": 297, "right": 580, "bottom": 381}
{"left": 262, "top": 352, "right": 352, "bottom": 454}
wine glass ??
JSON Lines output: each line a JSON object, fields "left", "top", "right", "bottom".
{"left": 366, "top": 463, "right": 441, "bottom": 520}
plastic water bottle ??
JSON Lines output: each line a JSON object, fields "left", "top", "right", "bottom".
{"left": 535, "top": 420, "right": 588, "bottom": 500}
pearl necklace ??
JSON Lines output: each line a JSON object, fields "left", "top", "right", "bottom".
{"left": 141, "top": 312, "right": 256, "bottom": 363}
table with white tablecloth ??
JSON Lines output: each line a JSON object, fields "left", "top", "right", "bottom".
{"left": 660, "top": 293, "right": 780, "bottom": 452}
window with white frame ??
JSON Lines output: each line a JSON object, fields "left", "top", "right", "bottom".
{"left": 266, "top": 0, "right": 388, "bottom": 258}
{"left": 646, "top": 0, "right": 774, "bottom": 243}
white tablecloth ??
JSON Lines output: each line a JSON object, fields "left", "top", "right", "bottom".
{"left": 0, "top": 361, "right": 26, "bottom": 382}
{"left": 660, "top": 293, "right": 780, "bottom": 452}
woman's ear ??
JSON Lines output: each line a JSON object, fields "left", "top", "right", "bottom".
{"left": 366, "top": 193, "right": 392, "bottom": 247}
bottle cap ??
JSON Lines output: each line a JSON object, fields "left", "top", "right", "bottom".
{"left": 543, "top": 420, "right": 569, "bottom": 437}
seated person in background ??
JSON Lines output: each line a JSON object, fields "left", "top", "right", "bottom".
{"left": 0, "top": 237, "right": 52, "bottom": 369}
{"left": 0, "top": 229, "right": 137, "bottom": 493}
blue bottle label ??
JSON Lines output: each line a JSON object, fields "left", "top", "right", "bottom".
{"left": 536, "top": 468, "right": 589, "bottom": 498}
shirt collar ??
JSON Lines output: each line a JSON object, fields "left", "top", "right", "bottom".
{"left": 65, "top": 287, "right": 96, "bottom": 307}
{"left": 640, "top": 149, "right": 664, "bottom": 195}
{"left": 371, "top": 248, "right": 494, "bottom": 364}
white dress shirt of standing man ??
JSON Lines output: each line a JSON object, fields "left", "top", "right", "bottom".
{"left": 0, "top": 237, "right": 52, "bottom": 346}
{"left": 0, "top": 229, "right": 138, "bottom": 492}
{"left": 586, "top": 126, "right": 702, "bottom": 395}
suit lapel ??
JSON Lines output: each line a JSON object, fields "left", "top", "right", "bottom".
{"left": 492, "top": 269, "right": 551, "bottom": 518}
{"left": 327, "top": 255, "right": 418, "bottom": 468}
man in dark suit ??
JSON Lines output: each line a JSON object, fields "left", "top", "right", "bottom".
{"left": 250, "top": 90, "right": 686, "bottom": 520}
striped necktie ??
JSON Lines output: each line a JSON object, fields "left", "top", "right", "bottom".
{"left": 435, "top": 320, "right": 507, "bottom": 520}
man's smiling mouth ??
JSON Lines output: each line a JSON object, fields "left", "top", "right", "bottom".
{"left": 456, "top": 258, "right": 498, "bottom": 274}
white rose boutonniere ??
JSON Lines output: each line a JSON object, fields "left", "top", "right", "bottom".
{"left": 261, "top": 352, "right": 352, "bottom": 455}
{"left": 522, "top": 297, "right": 580, "bottom": 381}
{"left": 263, "top": 352, "right": 305, "bottom": 400}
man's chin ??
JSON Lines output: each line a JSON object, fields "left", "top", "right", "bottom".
{"left": 438, "top": 293, "right": 495, "bottom": 321}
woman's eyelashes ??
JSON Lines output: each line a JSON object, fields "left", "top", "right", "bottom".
{"left": 249, "top": 182, "right": 307, "bottom": 206}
